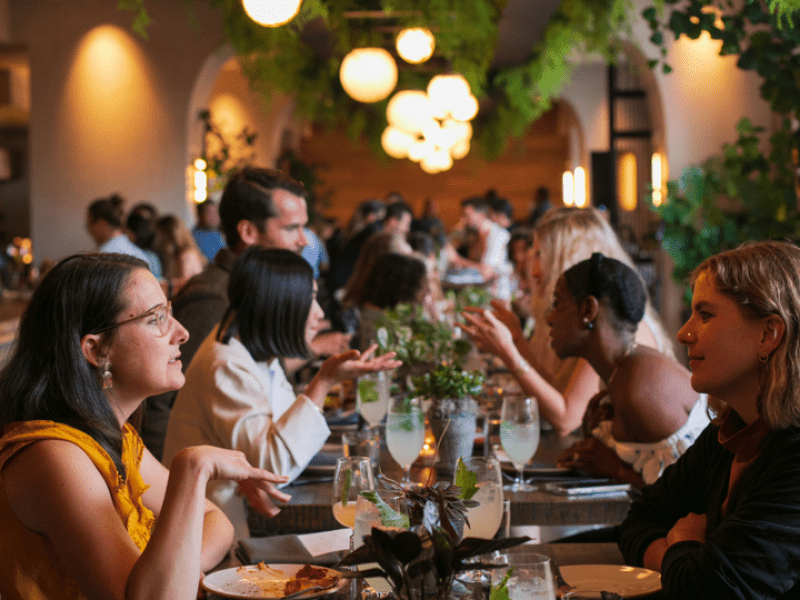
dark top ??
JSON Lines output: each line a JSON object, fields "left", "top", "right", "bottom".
{"left": 141, "top": 247, "right": 236, "bottom": 461}
{"left": 619, "top": 421, "right": 800, "bottom": 599}
{"left": 327, "top": 221, "right": 383, "bottom": 293}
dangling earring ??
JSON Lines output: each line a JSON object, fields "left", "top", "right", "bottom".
{"left": 586, "top": 321, "right": 594, "bottom": 330}
{"left": 101, "top": 361, "right": 113, "bottom": 390}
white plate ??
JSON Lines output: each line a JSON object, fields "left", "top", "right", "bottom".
{"left": 560, "top": 564, "right": 661, "bottom": 598}
{"left": 202, "top": 564, "right": 346, "bottom": 599}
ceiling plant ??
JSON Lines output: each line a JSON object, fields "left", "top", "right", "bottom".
{"left": 122, "top": 0, "right": 634, "bottom": 159}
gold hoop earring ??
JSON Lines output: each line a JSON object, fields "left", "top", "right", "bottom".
{"left": 101, "top": 361, "right": 113, "bottom": 390}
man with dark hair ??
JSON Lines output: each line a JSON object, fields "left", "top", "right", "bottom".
{"left": 487, "top": 194, "right": 516, "bottom": 232}
{"left": 446, "top": 196, "right": 513, "bottom": 301}
{"left": 142, "top": 167, "right": 350, "bottom": 460}
{"left": 192, "top": 199, "right": 226, "bottom": 262}
{"left": 383, "top": 201, "right": 413, "bottom": 236}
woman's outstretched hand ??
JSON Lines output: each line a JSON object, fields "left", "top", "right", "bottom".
{"left": 461, "top": 307, "right": 517, "bottom": 360}
{"left": 174, "top": 446, "right": 291, "bottom": 517}
{"left": 320, "top": 344, "right": 402, "bottom": 384}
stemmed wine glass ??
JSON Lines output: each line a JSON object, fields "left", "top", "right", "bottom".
{"left": 333, "top": 457, "right": 375, "bottom": 530}
{"left": 356, "top": 372, "right": 390, "bottom": 431}
{"left": 353, "top": 490, "right": 409, "bottom": 596}
{"left": 385, "top": 396, "right": 425, "bottom": 488}
{"left": 500, "top": 395, "right": 540, "bottom": 492}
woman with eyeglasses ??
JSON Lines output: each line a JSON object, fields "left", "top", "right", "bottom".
{"left": 163, "top": 247, "right": 401, "bottom": 540}
{"left": 0, "top": 253, "right": 291, "bottom": 600}
{"left": 620, "top": 241, "right": 800, "bottom": 598}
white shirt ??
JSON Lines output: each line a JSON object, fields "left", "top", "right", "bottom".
{"left": 481, "top": 221, "right": 512, "bottom": 300}
{"left": 99, "top": 233, "right": 149, "bottom": 264}
{"left": 163, "top": 326, "right": 330, "bottom": 540}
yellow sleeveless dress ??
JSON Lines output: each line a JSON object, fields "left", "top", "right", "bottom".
{"left": 0, "top": 421, "right": 154, "bottom": 600}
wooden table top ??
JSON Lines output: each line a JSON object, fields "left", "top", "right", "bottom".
{"left": 247, "top": 429, "right": 632, "bottom": 537}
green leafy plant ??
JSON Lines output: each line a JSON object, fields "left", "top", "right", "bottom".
{"left": 412, "top": 363, "right": 485, "bottom": 402}
{"left": 650, "top": 117, "right": 800, "bottom": 304}
{"left": 642, "top": 0, "right": 800, "bottom": 302}
{"left": 340, "top": 476, "right": 528, "bottom": 600}
{"left": 375, "top": 303, "right": 471, "bottom": 367}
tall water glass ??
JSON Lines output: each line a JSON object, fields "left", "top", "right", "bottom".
{"left": 455, "top": 456, "right": 504, "bottom": 540}
{"left": 332, "top": 457, "right": 375, "bottom": 530}
{"left": 356, "top": 372, "right": 390, "bottom": 430}
{"left": 385, "top": 396, "right": 425, "bottom": 488}
{"left": 500, "top": 395, "right": 540, "bottom": 492}
{"left": 491, "top": 553, "right": 556, "bottom": 600}
{"left": 353, "top": 490, "right": 409, "bottom": 595}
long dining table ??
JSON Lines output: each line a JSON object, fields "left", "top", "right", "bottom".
{"left": 247, "top": 426, "right": 632, "bottom": 538}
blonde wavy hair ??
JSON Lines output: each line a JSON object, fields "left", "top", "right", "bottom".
{"left": 691, "top": 241, "right": 800, "bottom": 429}
{"left": 528, "top": 207, "right": 674, "bottom": 384}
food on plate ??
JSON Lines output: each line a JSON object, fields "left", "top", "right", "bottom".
{"left": 235, "top": 563, "right": 339, "bottom": 598}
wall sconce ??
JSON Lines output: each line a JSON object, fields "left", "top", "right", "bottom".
{"left": 651, "top": 153, "right": 663, "bottom": 207}
{"left": 396, "top": 27, "right": 435, "bottom": 64}
{"left": 562, "top": 170, "right": 574, "bottom": 207}
{"left": 574, "top": 167, "right": 587, "bottom": 208}
{"left": 193, "top": 158, "right": 208, "bottom": 203}
{"left": 619, "top": 152, "right": 637, "bottom": 212}
{"left": 242, "top": 0, "right": 303, "bottom": 27}
{"left": 340, "top": 47, "right": 398, "bottom": 103}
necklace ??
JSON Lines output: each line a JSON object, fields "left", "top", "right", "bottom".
{"left": 606, "top": 343, "right": 637, "bottom": 386}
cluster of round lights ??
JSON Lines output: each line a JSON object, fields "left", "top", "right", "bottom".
{"left": 382, "top": 74, "right": 478, "bottom": 173}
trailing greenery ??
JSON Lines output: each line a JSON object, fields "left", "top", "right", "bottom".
{"left": 123, "top": 0, "right": 634, "bottom": 159}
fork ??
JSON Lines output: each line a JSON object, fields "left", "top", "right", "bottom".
{"left": 550, "top": 559, "right": 574, "bottom": 599}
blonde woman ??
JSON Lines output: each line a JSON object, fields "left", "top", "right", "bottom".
{"left": 462, "top": 206, "right": 674, "bottom": 435}
{"left": 153, "top": 215, "right": 207, "bottom": 297}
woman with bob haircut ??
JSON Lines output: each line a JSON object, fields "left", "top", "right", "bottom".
{"left": 164, "top": 247, "right": 400, "bottom": 540}
{"left": 462, "top": 206, "right": 674, "bottom": 435}
{"left": 620, "top": 240, "right": 800, "bottom": 599}
{"left": 0, "top": 253, "right": 290, "bottom": 600}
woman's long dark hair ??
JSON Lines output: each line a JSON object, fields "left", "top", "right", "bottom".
{"left": 218, "top": 247, "right": 314, "bottom": 362}
{"left": 0, "top": 253, "right": 147, "bottom": 478}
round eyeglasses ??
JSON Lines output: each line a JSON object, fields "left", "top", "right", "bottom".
{"left": 94, "top": 302, "right": 173, "bottom": 337}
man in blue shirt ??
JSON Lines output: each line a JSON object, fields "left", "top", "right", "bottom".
{"left": 192, "top": 199, "right": 226, "bottom": 262}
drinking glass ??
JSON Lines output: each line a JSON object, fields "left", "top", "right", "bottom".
{"left": 356, "top": 372, "right": 390, "bottom": 430}
{"left": 491, "top": 553, "right": 556, "bottom": 600}
{"left": 500, "top": 395, "right": 540, "bottom": 492}
{"left": 332, "top": 457, "right": 375, "bottom": 530}
{"left": 385, "top": 396, "right": 425, "bottom": 488}
{"left": 353, "top": 490, "right": 409, "bottom": 595}
{"left": 454, "top": 456, "right": 504, "bottom": 540}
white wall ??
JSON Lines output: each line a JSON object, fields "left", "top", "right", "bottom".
{"left": 9, "top": 0, "right": 227, "bottom": 263}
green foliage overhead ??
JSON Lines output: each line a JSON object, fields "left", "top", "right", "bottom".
{"left": 124, "top": 0, "right": 633, "bottom": 159}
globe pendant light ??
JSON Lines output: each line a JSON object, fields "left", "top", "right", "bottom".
{"left": 339, "top": 48, "right": 398, "bottom": 103}
{"left": 395, "top": 27, "right": 435, "bottom": 64}
{"left": 242, "top": 0, "right": 303, "bottom": 27}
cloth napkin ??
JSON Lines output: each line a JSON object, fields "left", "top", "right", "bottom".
{"left": 237, "top": 530, "right": 350, "bottom": 567}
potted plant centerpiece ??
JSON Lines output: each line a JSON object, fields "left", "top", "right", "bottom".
{"left": 338, "top": 465, "right": 529, "bottom": 600}
{"left": 412, "top": 363, "right": 485, "bottom": 475}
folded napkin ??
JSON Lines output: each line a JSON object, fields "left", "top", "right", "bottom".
{"left": 238, "top": 530, "right": 350, "bottom": 567}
